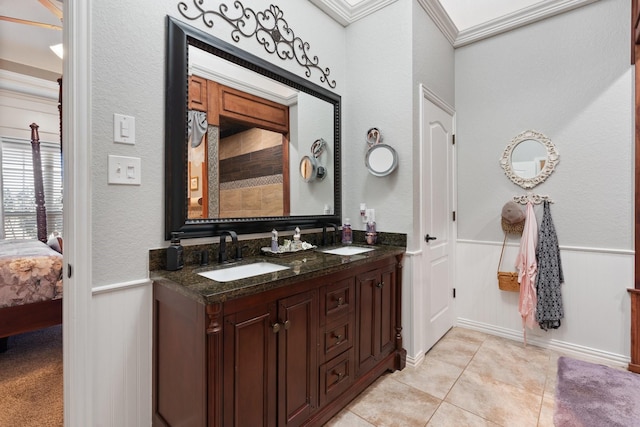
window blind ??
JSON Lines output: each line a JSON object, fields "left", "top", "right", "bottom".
{"left": 0, "top": 136, "right": 63, "bottom": 240}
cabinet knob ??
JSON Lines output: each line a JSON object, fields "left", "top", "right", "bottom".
{"left": 272, "top": 323, "right": 281, "bottom": 333}
{"left": 283, "top": 319, "right": 291, "bottom": 330}
{"left": 334, "top": 334, "right": 343, "bottom": 344}
{"left": 376, "top": 281, "right": 384, "bottom": 288}
{"left": 337, "top": 297, "right": 344, "bottom": 306}
{"left": 333, "top": 370, "right": 344, "bottom": 381}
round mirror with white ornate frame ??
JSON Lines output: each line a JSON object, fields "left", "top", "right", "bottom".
{"left": 499, "top": 130, "right": 559, "bottom": 189}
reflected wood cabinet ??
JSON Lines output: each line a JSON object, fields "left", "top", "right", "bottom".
{"left": 153, "top": 254, "right": 405, "bottom": 426}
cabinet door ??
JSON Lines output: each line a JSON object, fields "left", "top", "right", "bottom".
{"left": 188, "top": 75, "right": 207, "bottom": 112}
{"left": 223, "top": 302, "right": 277, "bottom": 427}
{"left": 277, "top": 289, "right": 318, "bottom": 427}
{"left": 356, "top": 264, "right": 397, "bottom": 375}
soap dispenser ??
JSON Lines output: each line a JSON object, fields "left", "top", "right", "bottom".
{"left": 166, "top": 232, "right": 184, "bottom": 271}
{"left": 293, "top": 227, "right": 302, "bottom": 251}
{"left": 342, "top": 218, "right": 352, "bottom": 244}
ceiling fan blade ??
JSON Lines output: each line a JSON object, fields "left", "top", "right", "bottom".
{"left": 0, "top": 15, "right": 62, "bottom": 30}
{"left": 38, "top": 0, "right": 63, "bottom": 20}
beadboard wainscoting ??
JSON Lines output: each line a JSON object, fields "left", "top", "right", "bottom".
{"left": 92, "top": 279, "right": 152, "bottom": 427}
{"left": 455, "top": 240, "right": 633, "bottom": 367}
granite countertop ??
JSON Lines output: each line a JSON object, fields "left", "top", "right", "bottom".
{"left": 151, "top": 244, "right": 405, "bottom": 305}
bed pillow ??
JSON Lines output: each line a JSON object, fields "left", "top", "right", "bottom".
{"left": 47, "top": 233, "right": 63, "bottom": 254}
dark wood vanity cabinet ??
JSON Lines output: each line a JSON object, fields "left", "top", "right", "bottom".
{"left": 153, "top": 253, "right": 405, "bottom": 427}
{"left": 222, "top": 289, "right": 318, "bottom": 427}
{"left": 355, "top": 264, "right": 397, "bottom": 376}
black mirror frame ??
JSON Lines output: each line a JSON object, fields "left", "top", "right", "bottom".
{"left": 165, "top": 16, "right": 342, "bottom": 240}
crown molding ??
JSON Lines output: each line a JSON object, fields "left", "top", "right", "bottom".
{"left": 190, "top": 64, "right": 299, "bottom": 107}
{"left": 416, "top": 0, "right": 458, "bottom": 45}
{"left": 309, "top": 0, "right": 399, "bottom": 26}
{"left": 454, "top": 0, "right": 600, "bottom": 47}
{"left": 0, "top": 69, "right": 58, "bottom": 100}
{"left": 315, "top": 0, "right": 599, "bottom": 47}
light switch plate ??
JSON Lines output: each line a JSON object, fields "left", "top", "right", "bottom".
{"left": 108, "top": 155, "right": 141, "bottom": 185}
{"left": 113, "top": 113, "right": 135, "bottom": 144}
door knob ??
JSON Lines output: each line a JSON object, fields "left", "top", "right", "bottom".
{"left": 425, "top": 234, "right": 437, "bottom": 242}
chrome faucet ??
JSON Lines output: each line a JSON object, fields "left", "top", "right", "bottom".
{"left": 322, "top": 223, "right": 340, "bottom": 246}
{"left": 218, "top": 230, "right": 238, "bottom": 263}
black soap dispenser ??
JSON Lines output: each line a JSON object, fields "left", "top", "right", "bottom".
{"left": 166, "top": 232, "right": 184, "bottom": 271}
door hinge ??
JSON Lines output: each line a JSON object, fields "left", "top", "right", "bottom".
{"left": 452, "top": 211, "right": 456, "bottom": 221}
{"left": 453, "top": 288, "right": 456, "bottom": 298}
{"left": 452, "top": 134, "right": 455, "bottom": 145}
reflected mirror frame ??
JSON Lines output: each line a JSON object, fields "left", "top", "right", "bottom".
{"left": 165, "top": 16, "right": 341, "bottom": 239}
{"left": 498, "top": 130, "right": 559, "bottom": 190}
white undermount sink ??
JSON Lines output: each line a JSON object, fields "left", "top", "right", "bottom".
{"left": 320, "top": 246, "right": 375, "bottom": 256}
{"left": 198, "top": 262, "right": 289, "bottom": 282}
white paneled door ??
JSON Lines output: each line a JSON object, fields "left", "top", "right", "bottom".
{"left": 420, "top": 86, "right": 455, "bottom": 352}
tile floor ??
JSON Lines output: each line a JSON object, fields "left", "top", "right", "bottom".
{"left": 324, "top": 327, "right": 581, "bottom": 427}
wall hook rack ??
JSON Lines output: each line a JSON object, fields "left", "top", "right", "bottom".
{"left": 513, "top": 192, "right": 554, "bottom": 205}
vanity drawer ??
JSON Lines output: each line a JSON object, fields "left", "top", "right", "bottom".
{"left": 319, "top": 348, "right": 354, "bottom": 407}
{"left": 320, "top": 278, "right": 354, "bottom": 326}
{"left": 322, "top": 319, "right": 353, "bottom": 361}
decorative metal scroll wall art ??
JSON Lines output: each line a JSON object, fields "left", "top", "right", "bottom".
{"left": 177, "top": 0, "right": 336, "bottom": 88}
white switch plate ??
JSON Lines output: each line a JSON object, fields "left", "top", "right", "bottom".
{"left": 108, "top": 155, "right": 141, "bottom": 185}
{"left": 113, "top": 113, "right": 135, "bottom": 144}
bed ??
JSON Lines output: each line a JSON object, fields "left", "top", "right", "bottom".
{"left": 0, "top": 114, "right": 63, "bottom": 352}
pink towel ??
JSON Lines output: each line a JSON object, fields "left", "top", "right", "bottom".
{"left": 515, "top": 202, "right": 538, "bottom": 344}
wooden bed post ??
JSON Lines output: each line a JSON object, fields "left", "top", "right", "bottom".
{"left": 30, "top": 123, "right": 47, "bottom": 243}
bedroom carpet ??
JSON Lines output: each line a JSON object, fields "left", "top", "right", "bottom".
{"left": 0, "top": 325, "right": 63, "bottom": 427}
{"left": 555, "top": 356, "right": 640, "bottom": 427}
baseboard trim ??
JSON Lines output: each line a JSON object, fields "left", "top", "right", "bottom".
{"left": 405, "top": 350, "right": 425, "bottom": 368}
{"left": 456, "top": 318, "right": 630, "bottom": 368}
{"left": 92, "top": 278, "right": 152, "bottom": 295}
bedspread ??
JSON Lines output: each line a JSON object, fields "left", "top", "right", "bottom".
{"left": 0, "top": 239, "right": 63, "bottom": 309}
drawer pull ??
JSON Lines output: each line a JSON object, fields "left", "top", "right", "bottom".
{"left": 333, "top": 370, "right": 344, "bottom": 381}
{"left": 337, "top": 297, "right": 344, "bottom": 306}
{"left": 334, "top": 334, "right": 343, "bottom": 342}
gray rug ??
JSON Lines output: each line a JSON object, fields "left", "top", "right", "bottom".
{"left": 555, "top": 356, "right": 640, "bottom": 427}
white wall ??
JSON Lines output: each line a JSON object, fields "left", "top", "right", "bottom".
{"left": 344, "top": 0, "right": 413, "bottom": 237}
{"left": 0, "top": 70, "right": 59, "bottom": 141}
{"left": 454, "top": 0, "right": 633, "bottom": 362}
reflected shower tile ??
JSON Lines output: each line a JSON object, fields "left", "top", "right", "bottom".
{"left": 392, "top": 356, "right": 463, "bottom": 399}
{"left": 427, "top": 401, "right": 499, "bottom": 427}
{"left": 466, "top": 335, "right": 548, "bottom": 395}
{"left": 350, "top": 376, "right": 440, "bottom": 427}
{"left": 446, "top": 370, "right": 542, "bottom": 427}
{"left": 324, "top": 409, "right": 375, "bottom": 427}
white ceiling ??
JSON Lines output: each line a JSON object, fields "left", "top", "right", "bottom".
{"left": 0, "top": 0, "right": 62, "bottom": 76}
{"left": 0, "top": 0, "right": 598, "bottom": 78}
{"left": 438, "top": 0, "right": 545, "bottom": 30}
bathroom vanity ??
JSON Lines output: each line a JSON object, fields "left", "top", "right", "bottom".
{"left": 151, "top": 245, "right": 405, "bottom": 427}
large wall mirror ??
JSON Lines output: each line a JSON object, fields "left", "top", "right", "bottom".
{"left": 165, "top": 17, "right": 341, "bottom": 239}
{"left": 499, "top": 130, "right": 559, "bottom": 189}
